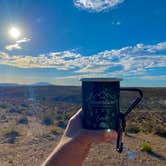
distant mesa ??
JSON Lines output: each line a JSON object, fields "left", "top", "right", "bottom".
{"left": 0, "top": 83, "right": 19, "bottom": 87}
{"left": 30, "top": 82, "right": 54, "bottom": 86}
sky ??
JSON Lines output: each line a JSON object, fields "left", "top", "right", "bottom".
{"left": 0, "top": 0, "right": 166, "bottom": 87}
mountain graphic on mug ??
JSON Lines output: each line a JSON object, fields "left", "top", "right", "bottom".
{"left": 86, "top": 89, "right": 117, "bottom": 106}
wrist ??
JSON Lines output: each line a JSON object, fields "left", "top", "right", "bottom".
{"left": 74, "top": 131, "right": 92, "bottom": 148}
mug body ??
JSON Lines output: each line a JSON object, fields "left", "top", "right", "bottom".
{"left": 81, "top": 78, "right": 122, "bottom": 130}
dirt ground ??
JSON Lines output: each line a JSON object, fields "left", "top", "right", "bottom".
{"left": 0, "top": 133, "right": 165, "bottom": 166}
{"left": 0, "top": 86, "right": 165, "bottom": 166}
{"left": 83, "top": 133, "right": 166, "bottom": 166}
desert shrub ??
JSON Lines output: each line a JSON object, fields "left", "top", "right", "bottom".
{"left": 21, "top": 103, "right": 28, "bottom": 108}
{"left": 50, "top": 126, "right": 61, "bottom": 135}
{"left": 42, "top": 97, "right": 46, "bottom": 101}
{"left": 42, "top": 116, "right": 54, "bottom": 126}
{"left": 0, "top": 115, "right": 7, "bottom": 122}
{"left": 4, "top": 126, "right": 21, "bottom": 144}
{"left": 154, "top": 126, "right": 166, "bottom": 138}
{"left": 17, "top": 116, "right": 28, "bottom": 125}
{"left": 126, "top": 123, "right": 140, "bottom": 133}
{"left": 139, "top": 122, "right": 154, "bottom": 133}
{"left": 57, "top": 110, "right": 62, "bottom": 115}
{"left": 26, "top": 111, "right": 33, "bottom": 116}
{"left": 64, "top": 115, "right": 70, "bottom": 121}
{"left": 5, "top": 131, "right": 20, "bottom": 144}
{"left": 141, "top": 142, "right": 153, "bottom": 153}
{"left": 57, "top": 121, "right": 66, "bottom": 129}
{"left": 9, "top": 108, "right": 21, "bottom": 114}
{"left": 0, "top": 104, "right": 7, "bottom": 109}
{"left": 41, "top": 133, "right": 55, "bottom": 140}
{"left": 56, "top": 115, "right": 63, "bottom": 121}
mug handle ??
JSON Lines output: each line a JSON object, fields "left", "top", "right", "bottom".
{"left": 116, "top": 88, "right": 143, "bottom": 153}
{"left": 120, "top": 88, "right": 143, "bottom": 117}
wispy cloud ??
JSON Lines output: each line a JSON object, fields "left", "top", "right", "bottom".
{"left": 112, "top": 21, "right": 121, "bottom": 26}
{"left": 0, "top": 42, "right": 166, "bottom": 79}
{"left": 5, "top": 38, "right": 31, "bottom": 51}
{"left": 75, "top": 65, "right": 110, "bottom": 73}
{"left": 0, "top": 51, "right": 9, "bottom": 59}
{"left": 140, "top": 75, "right": 166, "bottom": 81}
{"left": 16, "top": 38, "right": 31, "bottom": 44}
{"left": 5, "top": 43, "right": 21, "bottom": 51}
{"left": 74, "top": 0, "right": 124, "bottom": 12}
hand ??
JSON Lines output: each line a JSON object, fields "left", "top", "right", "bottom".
{"left": 42, "top": 109, "right": 118, "bottom": 166}
{"left": 61, "top": 109, "right": 117, "bottom": 146}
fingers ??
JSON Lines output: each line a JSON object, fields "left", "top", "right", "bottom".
{"left": 104, "top": 130, "right": 117, "bottom": 143}
{"left": 82, "top": 129, "right": 117, "bottom": 144}
{"left": 66, "top": 109, "right": 118, "bottom": 145}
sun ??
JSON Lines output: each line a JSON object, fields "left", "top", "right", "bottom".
{"left": 9, "top": 27, "right": 21, "bottom": 39}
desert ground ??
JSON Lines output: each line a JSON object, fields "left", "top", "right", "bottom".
{"left": 0, "top": 86, "right": 165, "bottom": 166}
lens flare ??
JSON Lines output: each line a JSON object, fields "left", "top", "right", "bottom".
{"left": 107, "top": 128, "right": 111, "bottom": 133}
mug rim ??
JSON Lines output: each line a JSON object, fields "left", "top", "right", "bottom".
{"left": 80, "top": 77, "right": 123, "bottom": 82}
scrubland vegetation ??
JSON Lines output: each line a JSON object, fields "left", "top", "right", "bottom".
{"left": 0, "top": 86, "right": 165, "bottom": 165}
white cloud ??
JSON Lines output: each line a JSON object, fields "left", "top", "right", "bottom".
{"left": 0, "top": 42, "right": 166, "bottom": 79}
{"left": 16, "top": 38, "right": 31, "bottom": 44}
{"left": 0, "top": 51, "right": 9, "bottom": 59}
{"left": 146, "top": 42, "right": 166, "bottom": 52}
{"left": 5, "top": 38, "right": 31, "bottom": 51}
{"left": 75, "top": 65, "right": 109, "bottom": 73}
{"left": 74, "top": 0, "right": 124, "bottom": 12}
{"left": 5, "top": 43, "right": 21, "bottom": 51}
{"left": 112, "top": 21, "right": 121, "bottom": 26}
{"left": 140, "top": 75, "right": 166, "bottom": 81}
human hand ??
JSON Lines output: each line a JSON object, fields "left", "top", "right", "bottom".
{"left": 42, "top": 109, "right": 118, "bottom": 166}
{"left": 61, "top": 109, "right": 117, "bottom": 146}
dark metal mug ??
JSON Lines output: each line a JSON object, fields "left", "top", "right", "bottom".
{"left": 81, "top": 78, "right": 143, "bottom": 152}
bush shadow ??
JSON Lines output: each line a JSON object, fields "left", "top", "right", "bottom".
{"left": 148, "top": 151, "right": 166, "bottom": 161}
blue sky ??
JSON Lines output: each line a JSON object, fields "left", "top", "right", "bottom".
{"left": 0, "top": 0, "right": 166, "bottom": 86}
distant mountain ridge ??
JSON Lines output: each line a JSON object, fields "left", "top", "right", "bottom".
{"left": 0, "top": 83, "right": 20, "bottom": 87}
{"left": 30, "top": 82, "right": 54, "bottom": 86}
{"left": 0, "top": 82, "right": 54, "bottom": 87}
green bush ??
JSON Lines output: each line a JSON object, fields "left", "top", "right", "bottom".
{"left": 17, "top": 116, "right": 28, "bottom": 125}
{"left": 50, "top": 126, "right": 61, "bottom": 135}
{"left": 141, "top": 142, "right": 153, "bottom": 153}
{"left": 4, "top": 126, "right": 21, "bottom": 144}
{"left": 9, "top": 108, "right": 21, "bottom": 114}
{"left": 126, "top": 123, "right": 140, "bottom": 133}
{"left": 57, "top": 121, "right": 66, "bottom": 129}
{"left": 154, "top": 126, "right": 166, "bottom": 138}
{"left": 0, "top": 105, "right": 7, "bottom": 109}
{"left": 56, "top": 115, "right": 63, "bottom": 121}
{"left": 21, "top": 103, "right": 28, "bottom": 108}
{"left": 42, "top": 116, "right": 54, "bottom": 126}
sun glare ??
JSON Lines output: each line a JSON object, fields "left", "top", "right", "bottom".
{"left": 9, "top": 27, "right": 21, "bottom": 39}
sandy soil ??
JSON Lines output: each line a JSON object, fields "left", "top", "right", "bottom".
{"left": 84, "top": 133, "right": 166, "bottom": 166}
{"left": 0, "top": 133, "right": 165, "bottom": 166}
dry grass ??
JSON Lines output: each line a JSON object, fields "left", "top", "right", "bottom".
{"left": 0, "top": 86, "right": 165, "bottom": 165}
{"left": 126, "top": 110, "right": 166, "bottom": 138}
{"left": 83, "top": 133, "right": 166, "bottom": 166}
